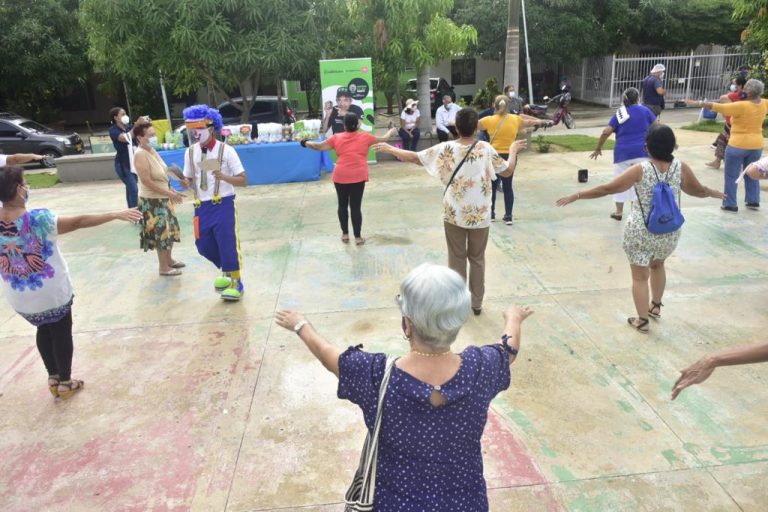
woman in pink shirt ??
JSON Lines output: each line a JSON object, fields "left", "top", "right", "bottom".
{"left": 304, "top": 113, "right": 395, "bottom": 245}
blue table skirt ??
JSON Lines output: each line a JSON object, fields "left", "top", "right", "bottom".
{"left": 158, "top": 142, "right": 334, "bottom": 191}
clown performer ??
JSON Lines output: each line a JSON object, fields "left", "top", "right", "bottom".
{"left": 182, "top": 105, "right": 248, "bottom": 301}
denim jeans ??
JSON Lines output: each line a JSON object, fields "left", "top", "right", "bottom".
{"left": 723, "top": 146, "right": 762, "bottom": 208}
{"left": 491, "top": 153, "right": 513, "bottom": 219}
{"left": 114, "top": 159, "right": 138, "bottom": 208}
{"left": 399, "top": 128, "right": 420, "bottom": 151}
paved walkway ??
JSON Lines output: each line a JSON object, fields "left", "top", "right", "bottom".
{"left": 1, "top": 119, "right": 767, "bottom": 511}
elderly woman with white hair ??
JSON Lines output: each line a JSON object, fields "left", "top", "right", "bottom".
{"left": 275, "top": 263, "right": 534, "bottom": 511}
{"left": 686, "top": 78, "right": 768, "bottom": 212}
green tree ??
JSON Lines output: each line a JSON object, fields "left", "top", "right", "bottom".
{"left": 451, "top": 0, "right": 507, "bottom": 60}
{"left": 0, "top": 0, "right": 90, "bottom": 120}
{"left": 732, "top": 0, "right": 768, "bottom": 86}
{"left": 81, "top": 0, "right": 338, "bottom": 122}
{"left": 350, "top": 0, "right": 476, "bottom": 130}
{"left": 630, "top": 0, "right": 744, "bottom": 51}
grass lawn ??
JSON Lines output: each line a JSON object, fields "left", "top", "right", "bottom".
{"left": 535, "top": 134, "right": 615, "bottom": 152}
{"left": 26, "top": 172, "right": 60, "bottom": 189}
{"left": 682, "top": 120, "right": 768, "bottom": 137}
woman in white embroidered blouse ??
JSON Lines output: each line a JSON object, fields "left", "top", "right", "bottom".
{"left": 375, "top": 108, "right": 525, "bottom": 315}
{"left": 0, "top": 165, "right": 141, "bottom": 399}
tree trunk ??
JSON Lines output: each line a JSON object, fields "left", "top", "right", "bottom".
{"left": 385, "top": 92, "right": 394, "bottom": 115}
{"left": 417, "top": 66, "right": 431, "bottom": 133}
{"left": 504, "top": 0, "right": 521, "bottom": 91}
{"left": 276, "top": 78, "right": 285, "bottom": 123}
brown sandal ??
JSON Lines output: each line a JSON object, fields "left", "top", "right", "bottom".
{"left": 627, "top": 317, "right": 649, "bottom": 334}
{"left": 648, "top": 301, "right": 663, "bottom": 319}
{"left": 57, "top": 379, "right": 84, "bottom": 400}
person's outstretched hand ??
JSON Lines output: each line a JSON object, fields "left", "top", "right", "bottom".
{"left": 509, "top": 139, "right": 527, "bottom": 154}
{"left": 589, "top": 149, "right": 602, "bottom": 160}
{"left": 275, "top": 309, "right": 306, "bottom": 332}
{"left": 503, "top": 304, "right": 535, "bottom": 323}
{"left": 373, "top": 143, "right": 393, "bottom": 153}
{"left": 556, "top": 193, "right": 579, "bottom": 207}
{"left": 118, "top": 208, "right": 143, "bottom": 223}
{"left": 671, "top": 356, "right": 716, "bottom": 400}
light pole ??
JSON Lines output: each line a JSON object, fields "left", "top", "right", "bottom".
{"left": 521, "top": 0, "right": 534, "bottom": 104}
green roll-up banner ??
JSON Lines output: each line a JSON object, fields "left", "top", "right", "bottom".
{"left": 319, "top": 58, "right": 376, "bottom": 163}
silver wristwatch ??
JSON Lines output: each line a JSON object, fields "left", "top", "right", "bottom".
{"left": 293, "top": 320, "right": 308, "bottom": 334}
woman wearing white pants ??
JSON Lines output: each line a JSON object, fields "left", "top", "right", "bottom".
{"left": 590, "top": 87, "right": 657, "bottom": 221}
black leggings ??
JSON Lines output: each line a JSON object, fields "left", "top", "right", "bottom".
{"left": 334, "top": 181, "right": 366, "bottom": 238}
{"left": 36, "top": 311, "right": 74, "bottom": 381}
{"left": 491, "top": 153, "right": 514, "bottom": 218}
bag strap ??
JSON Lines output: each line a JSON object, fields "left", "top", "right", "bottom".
{"left": 444, "top": 141, "right": 479, "bottom": 196}
{"left": 358, "top": 356, "right": 397, "bottom": 502}
{"left": 489, "top": 115, "right": 508, "bottom": 145}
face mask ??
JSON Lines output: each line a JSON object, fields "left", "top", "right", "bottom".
{"left": 508, "top": 91, "right": 516, "bottom": 98}
{"left": 660, "top": 73, "right": 665, "bottom": 79}
{"left": 192, "top": 128, "right": 211, "bottom": 145}
{"left": 120, "top": 115, "right": 130, "bottom": 125}
{"left": 401, "top": 317, "right": 407, "bottom": 336}
{"left": 20, "top": 185, "right": 29, "bottom": 204}
{"left": 730, "top": 84, "right": 737, "bottom": 92}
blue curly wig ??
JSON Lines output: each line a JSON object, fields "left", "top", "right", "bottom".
{"left": 183, "top": 104, "right": 224, "bottom": 131}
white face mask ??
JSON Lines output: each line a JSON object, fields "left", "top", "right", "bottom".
{"left": 508, "top": 91, "right": 516, "bottom": 98}
{"left": 660, "top": 72, "right": 665, "bottom": 79}
{"left": 120, "top": 115, "right": 130, "bottom": 125}
{"left": 191, "top": 128, "right": 211, "bottom": 145}
{"left": 148, "top": 136, "right": 158, "bottom": 146}
{"left": 730, "top": 84, "right": 737, "bottom": 92}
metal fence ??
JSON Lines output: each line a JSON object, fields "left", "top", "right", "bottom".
{"left": 566, "top": 46, "right": 758, "bottom": 108}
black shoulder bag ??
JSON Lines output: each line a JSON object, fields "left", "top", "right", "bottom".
{"left": 444, "top": 140, "right": 479, "bottom": 196}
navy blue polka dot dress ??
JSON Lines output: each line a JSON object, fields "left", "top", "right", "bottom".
{"left": 338, "top": 344, "right": 511, "bottom": 511}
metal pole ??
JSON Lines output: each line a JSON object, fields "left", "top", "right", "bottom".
{"left": 580, "top": 59, "right": 586, "bottom": 100}
{"left": 159, "top": 72, "right": 173, "bottom": 129}
{"left": 685, "top": 50, "right": 694, "bottom": 101}
{"left": 609, "top": 54, "right": 616, "bottom": 108}
{"left": 123, "top": 80, "right": 133, "bottom": 120}
{"left": 521, "top": 0, "right": 534, "bottom": 105}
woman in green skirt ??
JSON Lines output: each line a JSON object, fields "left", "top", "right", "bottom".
{"left": 132, "top": 120, "right": 186, "bottom": 276}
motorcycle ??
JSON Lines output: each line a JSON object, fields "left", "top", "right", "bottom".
{"left": 524, "top": 83, "right": 575, "bottom": 129}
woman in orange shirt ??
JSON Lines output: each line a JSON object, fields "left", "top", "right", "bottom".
{"left": 479, "top": 96, "right": 547, "bottom": 224}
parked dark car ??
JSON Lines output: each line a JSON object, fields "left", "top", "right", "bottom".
{"left": 404, "top": 78, "right": 456, "bottom": 115}
{"left": 175, "top": 96, "right": 295, "bottom": 146}
{"left": 0, "top": 113, "right": 83, "bottom": 168}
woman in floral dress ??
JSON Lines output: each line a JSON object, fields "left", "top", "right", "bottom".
{"left": 376, "top": 108, "right": 525, "bottom": 315}
{"left": 556, "top": 125, "right": 724, "bottom": 333}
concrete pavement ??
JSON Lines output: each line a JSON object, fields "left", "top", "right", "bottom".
{"left": 1, "top": 122, "right": 767, "bottom": 511}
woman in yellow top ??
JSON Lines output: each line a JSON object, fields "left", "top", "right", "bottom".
{"left": 687, "top": 79, "right": 768, "bottom": 211}
{"left": 479, "top": 95, "right": 547, "bottom": 224}
{"left": 132, "top": 120, "right": 187, "bottom": 276}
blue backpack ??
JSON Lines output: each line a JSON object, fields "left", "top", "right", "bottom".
{"left": 635, "top": 163, "right": 684, "bottom": 234}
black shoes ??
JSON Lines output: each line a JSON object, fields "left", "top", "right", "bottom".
{"left": 721, "top": 206, "right": 738, "bottom": 212}
{"left": 746, "top": 203, "right": 760, "bottom": 210}
{"left": 472, "top": 307, "right": 482, "bottom": 316}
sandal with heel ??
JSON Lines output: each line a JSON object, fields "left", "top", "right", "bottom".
{"left": 57, "top": 379, "right": 84, "bottom": 400}
{"left": 48, "top": 375, "right": 60, "bottom": 397}
{"left": 627, "top": 317, "right": 649, "bottom": 334}
{"left": 648, "top": 301, "right": 664, "bottom": 319}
